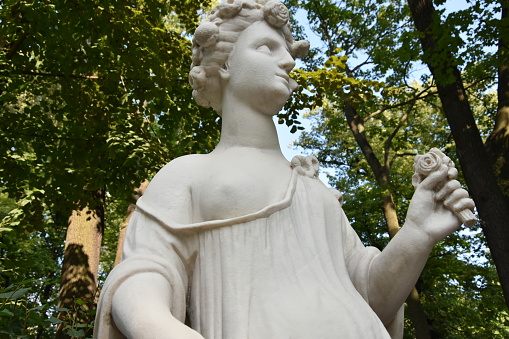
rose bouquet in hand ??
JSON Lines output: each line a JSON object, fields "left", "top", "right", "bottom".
{"left": 412, "top": 148, "right": 477, "bottom": 227}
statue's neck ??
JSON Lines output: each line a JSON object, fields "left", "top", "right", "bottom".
{"left": 216, "top": 98, "right": 283, "bottom": 154}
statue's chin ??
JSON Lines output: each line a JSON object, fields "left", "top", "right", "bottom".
{"left": 258, "top": 94, "right": 290, "bottom": 116}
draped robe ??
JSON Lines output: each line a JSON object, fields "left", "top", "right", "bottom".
{"left": 94, "top": 156, "right": 403, "bottom": 338}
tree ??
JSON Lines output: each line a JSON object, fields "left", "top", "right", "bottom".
{"left": 406, "top": 0, "right": 509, "bottom": 306}
{"left": 1, "top": 0, "right": 220, "bottom": 336}
{"left": 0, "top": 191, "right": 65, "bottom": 337}
{"left": 295, "top": 91, "right": 508, "bottom": 337}
{"left": 284, "top": 0, "right": 508, "bottom": 335}
{"left": 283, "top": 0, "right": 441, "bottom": 336}
{"left": 113, "top": 180, "right": 149, "bottom": 266}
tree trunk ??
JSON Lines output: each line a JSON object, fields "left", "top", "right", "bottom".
{"left": 406, "top": 287, "right": 431, "bottom": 339}
{"left": 56, "top": 190, "right": 104, "bottom": 339}
{"left": 407, "top": 0, "right": 509, "bottom": 307}
{"left": 486, "top": 0, "right": 509, "bottom": 198}
{"left": 36, "top": 271, "right": 57, "bottom": 339}
{"left": 114, "top": 180, "right": 149, "bottom": 267}
{"left": 343, "top": 103, "right": 432, "bottom": 337}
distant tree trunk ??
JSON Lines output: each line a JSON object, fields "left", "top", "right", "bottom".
{"left": 37, "top": 223, "right": 64, "bottom": 339}
{"left": 56, "top": 189, "right": 104, "bottom": 339}
{"left": 486, "top": 1, "right": 509, "bottom": 197}
{"left": 114, "top": 180, "right": 149, "bottom": 267}
{"left": 343, "top": 103, "right": 431, "bottom": 338}
{"left": 406, "top": 287, "right": 431, "bottom": 339}
{"left": 37, "top": 271, "right": 57, "bottom": 339}
{"left": 407, "top": 0, "right": 509, "bottom": 307}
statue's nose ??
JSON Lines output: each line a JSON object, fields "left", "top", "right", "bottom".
{"left": 279, "top": 52, "right": 296, "bottom": 73}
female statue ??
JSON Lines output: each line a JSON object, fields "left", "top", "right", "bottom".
{"left": 94, "top": 1, "right": 474, "bottom": 338}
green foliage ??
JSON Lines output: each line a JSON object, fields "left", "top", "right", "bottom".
{"left": 0, "top": 208, "right": 99, "bottom": 337}
{"left": 53, "top": 298, "right": 96, "bottom": 339}
{"left": 1, "top": 0, "right": 507, "bottom": 336}
{"left": 288, "top": 0, "right": 508, "bottom": 336}
{"left": 0, "top": 282, "right": 43, "bottom": 338}
{"left": 0, "top": 193, "right": 64, "bottom": 337}
{"left": 295, "top": 87, "right": 456, "bottom": 242}
{"left": 0, "top": 0, "right": 220, "bottom": 229}
{"left": 426, "top": 0, "right": 502, "bottom": 87}
{"left": 0, "top": 0, "right": 220, "bottom": 336}
{"left": 297, "top": 87, "right": 508, "bottom": 336}
{"left": 419, "top": 230, "right": 509, "bottom": 338}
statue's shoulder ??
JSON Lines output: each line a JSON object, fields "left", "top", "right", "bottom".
{"left": 140, "top": 154, "right": 209, "bottom": 224}
{"left": 157, "top": 154, "right": 207, "bottom": 177}
{"left": 147, "top": 154, "right": 208, "bottom": 192}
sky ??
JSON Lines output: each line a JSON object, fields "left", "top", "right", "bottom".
{"left": 276, "top": 0, "right": 474, "bottom": 185}
{"left": 274, "top": 9, "right": 319, "bottom": 165}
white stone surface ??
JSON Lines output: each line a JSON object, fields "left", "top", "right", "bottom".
{"left": 94, "top": 1, "right": 475, "bottom": 338}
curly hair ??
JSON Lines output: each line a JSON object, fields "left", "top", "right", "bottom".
{"left": 189, "top": 0, "right": 309, "bottom": 115}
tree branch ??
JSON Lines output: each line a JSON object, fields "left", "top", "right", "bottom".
{"left": 8, "top": 70, "right": 99, "bottom": 80}
{"left": 386, "top": 100, "right": 415, "bottom": 168}
{"left": 408, "top": 0, "right": 509, "bottom": 307}
{"left": 6, "top": 29, "right": 30, "bottom": 60}
{"left": 1, "top": 130, "right": 92, "bottom": 142}
{"left": 364, "top": 85, "right": 435, "bottom": 122}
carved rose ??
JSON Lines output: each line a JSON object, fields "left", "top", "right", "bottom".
{"left": 193, "top": 21, "right": 219, "bottom": 48}
{"left": 412, "top": 148, "right": 454, "bottom": 187}
{"left": 193, "top": 89, "right": 211, "bottom": 108}
{"left": 191, "top": 47, "right": 203, "bottom": 66}
{"left": 217, "top": 0, "right": 243, "bottom": 18}
{"left": 263, "top": 1, "right": 289, "bottom": 28}
{"left": 189, "top": 66, "right": 207, "bottom": 91}
{"left": 415, "top": 152, "right": 441, "bottom": 176}
{"left": 291, "top": 155, "right": 319, "bottom": 178}
{"left": 411, "top": 148, "right": 476, "bottom": 227}
{"left": 292, "top": 40, "right": 310, "bottom": 59}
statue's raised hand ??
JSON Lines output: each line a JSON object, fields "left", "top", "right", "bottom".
{"left": 405, "top": 152, "right": 475, "bottom": 243}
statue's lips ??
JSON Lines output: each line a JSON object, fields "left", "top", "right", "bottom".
{"left": 276, "top": 73, "right": 290, "bottom": 82}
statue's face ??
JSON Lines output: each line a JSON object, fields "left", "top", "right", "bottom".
{"left": 223, "top": 20, "right": 296, "bottom": 114}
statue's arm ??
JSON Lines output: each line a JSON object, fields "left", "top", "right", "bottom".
{"left": 111, "top": 272, "right": 204, "bottom": 338}
{"left": 108, "top": 155, "right": 204, "bottom": 338}
{"left": 366, "top": 164, "right": 474, "bottom": 325}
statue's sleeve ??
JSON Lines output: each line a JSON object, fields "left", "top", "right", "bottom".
{"left": 341, "top": 209, "right": 404, "bottom": 339}
{"left": 94, "top": 208, "right": 197, "bottom": 338}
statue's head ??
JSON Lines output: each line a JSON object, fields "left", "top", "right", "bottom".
{"left": 189, "top": 0, "right": 309, "bottom": 115}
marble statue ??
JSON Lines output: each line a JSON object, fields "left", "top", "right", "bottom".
{"left": 94, "top": 0, "right": 476, "bottom": 338}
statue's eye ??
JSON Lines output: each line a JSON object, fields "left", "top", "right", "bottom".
{"left": 256, "top": 45, "right": 271, "bottom": 54}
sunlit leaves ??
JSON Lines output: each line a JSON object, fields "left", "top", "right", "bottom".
{"left": 0, "top": 0, "right": 220, "bottom": 229}
{"left": 288, "top": 0, "right": 507, "bottom": 335}
{"left": 0, "top": 1, "right": 220, "bottom": 336}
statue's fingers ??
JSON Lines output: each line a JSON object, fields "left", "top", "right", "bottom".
{"left": 435, "top": 180, "right": 461, "bottom": 201}
{"left": 419, "top": 165, "right": 449, "bottom": 191}
{"left": 442, "top": 155, "right": 452, "bottom": 166}
{"left": 447, "top": 167, "right": 458, "bottom": 180}
{"left": 443, "top": 188, "right": 470, "bottom": 209}
{"left": 449, "top": 198, "right": 476, "bottom": 215}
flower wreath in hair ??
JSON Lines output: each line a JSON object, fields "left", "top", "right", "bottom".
{"left": 193, "top": 0, "right": 292, "bottom": 45}
{"left": 189, "top": 0, "right": 310, "bottom": 110}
